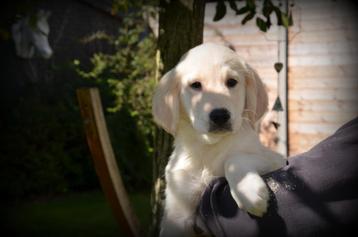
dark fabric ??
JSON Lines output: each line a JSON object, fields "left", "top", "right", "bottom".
{"left": 195, "top": 117, "right": 358, "bottom": 237}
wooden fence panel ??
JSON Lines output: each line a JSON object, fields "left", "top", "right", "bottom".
{"left": 288, "top": 0, "right": 358, "bottom": 155}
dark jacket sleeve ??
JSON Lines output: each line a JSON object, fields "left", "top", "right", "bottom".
{"left": 195, "top": 117, "right": 358, "bottom": 237}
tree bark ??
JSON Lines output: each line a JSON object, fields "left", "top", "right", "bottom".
{"left": 151, "top": 0, "right": 205, "bottom": 236}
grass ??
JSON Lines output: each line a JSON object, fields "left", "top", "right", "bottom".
{"left": 3, "top": 190, "right": 151, "bottom": 237}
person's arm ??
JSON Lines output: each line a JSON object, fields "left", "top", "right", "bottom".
{"left": 195, "top": 117, "right": 358, "bottom": 237}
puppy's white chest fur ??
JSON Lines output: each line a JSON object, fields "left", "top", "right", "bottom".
{"left": 161, "top": 120, "right": 285, "bottom": 237}
{"left": 165, "top": 141, "right": 224, "bottom": 212}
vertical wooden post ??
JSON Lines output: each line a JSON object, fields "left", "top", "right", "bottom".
{"left": 277, "top": 1, "right": 289, "bottom": 157}
{"left": 77, "top": 88, "right": 140, "bottom": 237}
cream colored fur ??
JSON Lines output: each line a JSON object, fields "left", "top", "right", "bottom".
{"left": 152, "top": 43, "right": 285, "bottom": 237}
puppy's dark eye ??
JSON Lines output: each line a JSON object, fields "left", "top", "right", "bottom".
{"left": 226, "top": 78, "right": 238, "bottom": 88}
{"left": 190, "top": 81, "right": 202, "bottom": 90}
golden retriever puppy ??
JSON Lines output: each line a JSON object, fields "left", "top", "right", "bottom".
{"left": 152, "top": 43, "right": 285, "bottom": 237}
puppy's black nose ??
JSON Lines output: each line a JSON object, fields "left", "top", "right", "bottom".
{"left": 209, "top": 108, "right": 230, "bottom": 126}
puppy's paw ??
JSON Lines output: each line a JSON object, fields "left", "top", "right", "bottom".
{"left": 230, "top": 172, "right": 269, "bottom": 217}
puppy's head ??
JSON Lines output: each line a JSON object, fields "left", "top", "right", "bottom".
{"left": 152, "top": 43, "right": 268, "bottom": 142}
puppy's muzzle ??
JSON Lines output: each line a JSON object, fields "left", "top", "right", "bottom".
{"left": 209, "top": 108, "right": 232, "bottom": 132}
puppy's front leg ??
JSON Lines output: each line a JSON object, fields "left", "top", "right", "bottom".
{"left": 160, "top": 169, "right": 198, "bottom": 237}
{"left": 160, "top": 200, "right": 196, "bottom": 237}
{"left": 224, "top": 156, "right": 270, "bottom": 217}
{"left": 160, "top": 212, "right": 192, "bottom": 237}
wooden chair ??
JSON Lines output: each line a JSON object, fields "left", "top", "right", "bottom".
{"left": 77, "top": 88, "right": 140, "bottom": 237}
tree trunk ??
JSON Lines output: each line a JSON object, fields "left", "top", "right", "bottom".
{"left": 151, "top": 0, "right": 205, "bottom": 236}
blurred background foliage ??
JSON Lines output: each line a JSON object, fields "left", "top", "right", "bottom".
{"left": 0, "top": 0, "right": 157, "bottom": 201}
{"left": 74, "top": 11, "right": 157, "bottom": 157}
{"left": 72, "top": 9, "right": 157, "bottom": 195}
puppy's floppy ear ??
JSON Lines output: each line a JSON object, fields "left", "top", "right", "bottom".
{"left": 244, "top": 64, "right": 269, "bottom": 128}
{"left": 152, "top": 69, "right": 180, "bottom": 135}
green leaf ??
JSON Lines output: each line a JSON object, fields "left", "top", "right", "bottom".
{"left": 256, "top": 17, "right": 267, "bottom": 32}
{"left": 246, "top": 0, "right": 256, "bottom": 10}
{"left": 273, "top": 6, "right": 283, "bottom": 25}
{"left": 236, "top": 6, "right": 249, "bottom": 15}
{"left": 228, "top": 0, "right": 239, "bottom": 14}
{"left": 266, "top": 16, "right": 272, "bottom": 29}
{"left": 213, "top": 1, "right": 227, "bottom": 22}
{"left": 262, "top": 0, "right": 273, "bottom": 17}
{"left": 73, "top": 59, "right": 80, "bottom": 66}
{"left": 262, "top": 0, "right": 274, "bottom": 17}
{"left": 241, "top": 11, "right": 255, "bottom": 25}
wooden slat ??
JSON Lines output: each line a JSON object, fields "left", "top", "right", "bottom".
{"left": 289, "top": 77, "right": 358, "bottom": 89}
{"left": 288, "top": 65, "right": 358, "bottom": 78}
{"left": 233, "top": 45, "right": 278, "bottom": 57}
{"left": 77, "top": 88, "right": 140, "bottom": 237}
{"left": 289, "top": 88, "right": 358, "bottom": 100}
{"left": 289, "top": 121, "right": 351, "bottom": 133}
{"left": 298, "top": 19, "right": 358, "bottom": 32}
{"left": 289, "top": 100, "right": 358, "bottom": 113}
{"left": 204, "top": 34, "right": 280, "bottom": 46}
{"left": 289, "top": 42, "right": 358, "bottom": 56}
{"left": 289, "top": 30, "right": 358, "bottom": 44}
{"left": 289, "top": 132, "right": 330, "bottom": 155}
{"left": 288, "top": 53, "right": 358, "bottom": 66}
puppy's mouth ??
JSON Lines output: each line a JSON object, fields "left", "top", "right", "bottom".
{"left": 208, "top": 122, "right": 233, "bottom": 133}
